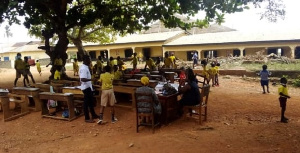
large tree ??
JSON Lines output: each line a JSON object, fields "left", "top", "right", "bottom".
{"left": 0, "top": 0, "right": 285, "bottom": 78}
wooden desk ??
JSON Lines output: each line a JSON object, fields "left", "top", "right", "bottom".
{"left": 51, "top": 80, "right": 80, "bottom": 86}
{"left": 12, "top": 87, "right": 41, "bottom": 111}
{"left": 0, "top": 94, "right": 30, "bottom": 122}
{"left": 94, "top": 85, "right": 137, "bottom": 109}
{"left": 158, "top": 93, "right": 179, "bottom": 124}
{"left": 33, "top": 83, "right": 63, "bottom": 93}
{"left": 39, "top": 92, "right": 77, "bottom": 121}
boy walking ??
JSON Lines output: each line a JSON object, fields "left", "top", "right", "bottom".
{"left": 258, "top": 65, "right": 271, "bottom": 94}
{"left": 278, "top": 77, "right": 291, "bottom": 123}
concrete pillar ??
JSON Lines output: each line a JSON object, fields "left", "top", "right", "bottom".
{"left": 196, "top": 50, "right": 201, "bottom": 59}
{"left": 132, "top": 47, "right": 136, "bottom": 53}
{"left": 239, "top": 48, "right": 245, "bottom": 57}
{"left": 162, "top": 47, "right": 166, "bottom": 58}
{"left": 107, "top": 49, "right": 111, "bottom": 59}
{"left": 289, "top": 46, "right": 296, "bottom": 59}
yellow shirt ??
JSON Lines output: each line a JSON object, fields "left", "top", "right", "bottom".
{"left": 114, "top": 70, "right": 123, "bottom": 80}
{"left": 164, "top": 57, "right": 173, "bottom": 68}
{"left": 146, "top": 58, "right": 156, "bottom": 70}
{"left": 215, "top": 66, "right": 219, "bottom": 74}
{"left": 54, "top": 70, "right": 61, "bottom": 80}
{"left": 99, "top": 72, "right": 114, "bottom": 90}
{"left": 110, "top": 59, "right": 117, "bottom": 68}
{"left": 96, "top": 60, "right": 103, "bottom": 71}
{"left": 170, "top": 55, "right": 176, "bottom": 63}
{"left": 202, "top": 65, "right": 209, "bottom": 78}
{"left": 36, "top": 62, "right": 41, "bottom": 71}
{"left": 278, "top": 85, "right": 288, "bottom": 96}
{"left": 132, "top": 56, "right": 138, "bottom": 65}
{"left": 15, "top": 59, "right": 25, "bottom": 70}
{"left": 210, "top": 67, "right": 217, "bottom": 75}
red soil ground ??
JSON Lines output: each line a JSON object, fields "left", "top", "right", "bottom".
{"left": 0, "top": 66, "right": 300, "bottom": 153}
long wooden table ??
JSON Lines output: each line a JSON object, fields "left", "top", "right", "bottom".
{"left": 157, "top": 93, "right": 180, "bottom": 124}
{"left": 12, "top": 87, "right": 41, "bottom": 111}
{"left": 39, "top": 92, "right": 78, "bottom": 121}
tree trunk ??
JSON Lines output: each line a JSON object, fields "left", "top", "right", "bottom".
{"left": 71, "top": 38, "right": 88, "bottom": 61}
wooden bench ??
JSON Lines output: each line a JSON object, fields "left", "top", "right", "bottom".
{"left": 0, "top": 93, "right": 30, "bottom": 122}
{"left": 39, "top": 92, "right": 78, "bottom": 121}
{"left": 12, "top": 87, "right": 41, "bottom": 111}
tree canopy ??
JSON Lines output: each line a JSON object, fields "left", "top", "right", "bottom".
{"left": 0, "top": 0, "right": 285, "bottom": 78}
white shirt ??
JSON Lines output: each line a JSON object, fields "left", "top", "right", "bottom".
{"left": 79, "top": 64, "right": 93, "bottom": 90}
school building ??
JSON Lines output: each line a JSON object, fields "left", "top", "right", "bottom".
{"left": 1, "top": 25, "right": 300, "bottom": 68}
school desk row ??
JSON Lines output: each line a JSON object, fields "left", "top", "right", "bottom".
{"left": 1, "top": 83, "right": 180, "bottom": 123}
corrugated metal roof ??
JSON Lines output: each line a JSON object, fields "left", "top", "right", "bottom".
{"left": 163, "top": 31, "right": 300, "bottom": 46}
{"left": 113, "top": 31, "right": 184, "bottom": 44}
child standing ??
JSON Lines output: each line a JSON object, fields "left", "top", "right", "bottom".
{"left": 278, "top": 77, "right": 291, "bottom": 123}
{"left": 73, "top": 58, "right": 79, "bottom": 76}
{"left": 215, "top": 62, "right": 220, "bottom": 86}
{"left": 258, "top": 65, "right": 271, "bottom": 94}
{"left": 24, "top": 56, "right": 36, "bottom": 86}
{"left": 36, "top": 60, "right": 42, "bottom": 76}
{"left": 97, "top": 66, "right": 118, "bottom": 124}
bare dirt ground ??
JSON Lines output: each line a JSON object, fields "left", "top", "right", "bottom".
{"left": 0, "top": 65, "right": 300, "bottom": 153}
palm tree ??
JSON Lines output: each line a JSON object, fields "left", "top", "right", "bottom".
{"left": 215, "top": 12, "right": 225, "bottom": 25}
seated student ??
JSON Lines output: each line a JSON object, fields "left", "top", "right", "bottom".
{"left": 178, "top": 68, "right": 200, "bottom": 114}
{"left": 179, "top": 67, "right": 186, "bottom": 86}
{"left": 136, "top": 76, "right": 162, "bottom": 115}
{"left": 113, "top": 65, "right": 123, "bottom": 80}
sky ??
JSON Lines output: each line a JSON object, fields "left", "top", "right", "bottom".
{"left": 0, "top": 0, "right": 299, "bottom": 43}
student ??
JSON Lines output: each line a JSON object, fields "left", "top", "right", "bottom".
{"left": 163, "top": 53, "right": 173, "bottom": 68}
{"left": 79, "top": 55, "right": 99, "bottom": 123}
{"left": 278, "top": 77, "right": 291, "bottom": 123}
{"left": 144, "top": 56, "right": 156, "bottom": 71}
{"left": 54, "top": 66, "right": 61, "bottom": 80}
{"left": 23, "top": 56, "right": 36, "bottom": 86}
{"left": 113, "top": 65, "right": 123, "bottom": 80}
{"left": 14, "top": 53, "right": 28, "bottom": 87}
{"left": 131, "top": 53, "right": 138, "bottom": 70}
{"left": 116, "top": 56, "right": 125, "bottom": 71}
{"left": 97, "top": 65, "right": 118, "bottom": 124}
{"left": 199, "top": 59, "right": 209, "bottom": 84}
{"left": 179, "top": 67, "right": 186, "bottom": 86}
{"left": 215, "top": 62, "right": 220, "bottom": 86}
{"left": 36, "top": 60, "right": 42, "bottom": 76}
{"left": 169, "top": 53, "right": 176, "bottom": 69}
{"left": 96, "top": 56, "right": 103, "bottom": 74}
{"left": 208, "top": 62, "right": 217, "bottom": 87}
{"left": 73, "top": 58, "right": 79, "bottom": 76}
{"left": 258, "top": 65, "right": 271, "bottom": 94}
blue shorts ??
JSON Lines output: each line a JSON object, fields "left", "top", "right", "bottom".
{"left": 260, "top": 80, "right": 269, "bottom": 86}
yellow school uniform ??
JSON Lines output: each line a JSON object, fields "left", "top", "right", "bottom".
{"left": 99, "top": 72, "right": 114, "bottom": 90}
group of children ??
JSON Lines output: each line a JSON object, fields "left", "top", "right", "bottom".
{"left": 198, "top": 59, "right": 220, "bottom": 87}
{"left": 257, "top": 64, "right": 291, "bottom": 123}
{"left": 14, "top": 53, "right": 40, "bottom": 87}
